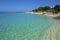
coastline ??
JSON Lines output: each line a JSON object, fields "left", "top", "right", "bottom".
{"left": 26, "top": 12, "right": 60, "bottom": 40}
{"left": 25, "top": 12, "right": 43, "bottom": 14}
{"left": 44, "top": 12, "right": 60, "bottom": 17}
{"left": 26, "top": 12, "right": 60, "bottom": 18}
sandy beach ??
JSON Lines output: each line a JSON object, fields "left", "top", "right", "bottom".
{"left": 26, "top": 12, "right": 60, "bottom": 18}
{"left": 44, "top": 12, "right": 60, "bottom": 17}
{"left": 42, "top": 20, "right": 60, "bottom": 40}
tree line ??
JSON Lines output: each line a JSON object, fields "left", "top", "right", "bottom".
{"left": 32, "top": 5, "right": 60, "bottom": 12}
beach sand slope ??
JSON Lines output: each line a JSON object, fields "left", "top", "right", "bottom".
{"left": 42, "top": 20, "right": 60, "bottom": 40}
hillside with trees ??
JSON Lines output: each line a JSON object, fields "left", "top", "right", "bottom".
{"left": 32, "top": 5, "right": 60, "bottom": 13}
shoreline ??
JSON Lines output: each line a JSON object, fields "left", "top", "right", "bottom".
{"left": 26, "top": 12, "right": 60, "bottom": 18}
{"left": 25, "top": 12, "right": 43, "bottom": 14}
{"left": 42, "top": 20, "right": 60, "bottom": 40}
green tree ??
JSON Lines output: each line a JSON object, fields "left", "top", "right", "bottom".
{"left": 32, "top": 9, "right": 38, "bottom": 12}
{"left": 54, "top": 5, "right": 60, "bottom": 11}
{"left": 32, "top": 6, "right": 51, "bottom": 12}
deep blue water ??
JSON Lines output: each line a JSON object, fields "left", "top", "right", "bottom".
{"left": 0, "top": 12, "right": 53, "bottom": 40}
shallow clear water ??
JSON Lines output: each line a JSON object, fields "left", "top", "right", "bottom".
{"left": 0, "top": 12, "right": 55, "bottom": 40}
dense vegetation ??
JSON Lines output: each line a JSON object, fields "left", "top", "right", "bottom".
{"left": 32, "top": 5, "right": 60, "bottom": 12}
{"left": 54, "top": 5, "right": 60, "bottom": 11}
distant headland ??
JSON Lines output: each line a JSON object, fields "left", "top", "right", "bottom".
{"left": 30, "top": 5, "right": 60, "bottom": 17}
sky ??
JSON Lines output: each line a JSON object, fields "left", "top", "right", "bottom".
{"left": 0, "top": 0, "right": 60, "bottom": 12}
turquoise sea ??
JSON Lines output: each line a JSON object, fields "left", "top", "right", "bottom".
{"left": 0, "top": 12, "right": 60, "bottom": 40}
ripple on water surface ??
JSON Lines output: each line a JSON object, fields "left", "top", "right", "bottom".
{"left": 0, "top": 13, "right": 55, "bottom": 40}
